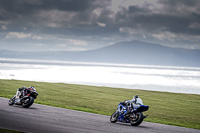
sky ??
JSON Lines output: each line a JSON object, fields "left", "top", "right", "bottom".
{"left": 0, "top": 0, "right": 200, "bottom": 51}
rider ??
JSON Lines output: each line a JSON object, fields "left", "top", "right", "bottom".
{"left": 121, "top": 95, "right": 143, "bottom": 118}
{"left": 15, "top": 86, "right": 35, "bottom": 103}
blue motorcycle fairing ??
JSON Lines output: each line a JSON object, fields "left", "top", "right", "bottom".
{"left": 117, "top": 111, "right": 131, "bottom": 123}
{"left": 116, "top": 102, "right": 149, "bottom": 122}
{"left": 117, "top": 103, "right": 129, "bottom": 122}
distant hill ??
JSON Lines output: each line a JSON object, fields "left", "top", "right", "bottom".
{"left": 0, "top": 40, "right": 200, "bottom": 67}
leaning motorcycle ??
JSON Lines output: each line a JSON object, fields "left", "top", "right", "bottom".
{"left": 110, "top": 100, "right": 149, "bottom": 126}
{"left": 8, "top": 87, "right": 38, "bottom": 108}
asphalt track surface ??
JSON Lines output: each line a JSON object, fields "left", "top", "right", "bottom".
{"left": 0, "top": 97, "right": 199, "bottom": 133}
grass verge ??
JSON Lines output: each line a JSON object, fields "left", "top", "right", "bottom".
{"left": 0, "top": 79, "right": 200, "bottom": 129}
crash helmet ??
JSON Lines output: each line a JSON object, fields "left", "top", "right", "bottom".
{"left": 133, "top": 95, "right": 139, "bottom": 99}
{"left": 28, "top": 86, "right": 36, "bottom": 91}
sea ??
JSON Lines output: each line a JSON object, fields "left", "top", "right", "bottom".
{"left": 0, "top": 58, "right": 200, "bottom": 95}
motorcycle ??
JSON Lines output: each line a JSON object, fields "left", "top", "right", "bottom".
{"left": 8, "top": 87, "right": 38, "bottom": 108}
{"left": 110, "top": 99, "right": 149, "bottom": 126}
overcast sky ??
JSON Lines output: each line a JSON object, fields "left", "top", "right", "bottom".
{"left": 0, "top": 0, "right": 200, "bottom": 51}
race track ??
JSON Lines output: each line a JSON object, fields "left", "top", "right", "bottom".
{"left": 0, "top": 97, "right": 199, "bottom": 133}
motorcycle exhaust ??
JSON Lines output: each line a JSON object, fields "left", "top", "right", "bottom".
{"left": 143, "top": 115, "right": 148, "bottom": 119}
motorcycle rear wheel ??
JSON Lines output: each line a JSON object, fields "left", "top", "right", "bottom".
{"left": 22, "top": 96, "right": 34, "bottom": 108}
{"left": 130, "top": 112, "right": 144, "bottom": 126}
{"left": 110, "top": 112, "right": 119, "bottom": 123}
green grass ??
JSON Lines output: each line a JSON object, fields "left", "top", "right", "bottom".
{"left": 0, "top": 79, "right": 200, "bottom": 129}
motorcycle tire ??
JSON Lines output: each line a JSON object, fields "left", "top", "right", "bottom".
{"left": 130, "top": 112, "right": 144, "bottom": 126}
{"left": 110, "top": 112, "right": 119, "bottom": 123}
{"left": 8, "top": 96, "right": 15, "bottom": 106}
{"left": 22, "top": 96, "right": 34, "bottom": 108}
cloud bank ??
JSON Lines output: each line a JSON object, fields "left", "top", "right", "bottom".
{"left": 0, "top": 0, "right": 200, "bottom": 51}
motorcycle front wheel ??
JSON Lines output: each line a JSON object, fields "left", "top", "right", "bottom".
{"left": 130, "top": 112, "right": 144, "bottom": 126}
{"left": 8, "top": 96, "right": 15, "bottom": 105}
{"left": 110, "top": 112, "right": 119, "bottom": 123}
{"left": 22, "top": 96, "right": 34, "bottom": 108}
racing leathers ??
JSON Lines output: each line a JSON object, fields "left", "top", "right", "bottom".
{"left": 15, "top": 87, "right": 27, "bottom": 103}
{"left": 121, "top": 96, "right": 143, "bottom": 118}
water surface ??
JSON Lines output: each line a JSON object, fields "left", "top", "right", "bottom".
{"left": 0, "top": 58, "right": 200, "bottom": 95}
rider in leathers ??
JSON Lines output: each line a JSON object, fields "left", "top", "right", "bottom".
{"left": 15, "top": 86, "right": 34, "bottom": 104}
{"left": 121, "top": 95, "right": 143, "bottom": 118}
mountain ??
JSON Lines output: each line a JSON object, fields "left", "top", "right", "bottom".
{"left": 0, "top": 40, "right": 200, "bottom": 67}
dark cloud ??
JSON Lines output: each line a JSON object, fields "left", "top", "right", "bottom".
{"left": 0, "top": 0, "right": 96, "bottom": 13}
{"left": 116, "top": 1, "right": 200, "bottom": 33}
{"left": 158, "top": 0, "right": 200, "bottom": 11}
{"left": 0, "top": 0, "right": 113, "bottom": 34}
{"left": 112, "top": 0, "right": 200, "bottom": 47}
{"left": 0, "top": 0, "right": 200, "bottom": 51}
